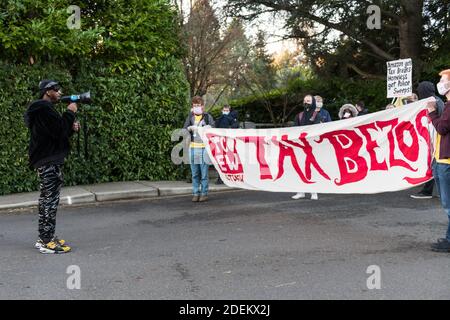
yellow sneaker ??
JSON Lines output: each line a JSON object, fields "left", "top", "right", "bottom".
{"left": 39, "top": 240, "right": 71, "bottom": 254}
{"left": 35, "top": 236, "right": 66, "bottom": 249}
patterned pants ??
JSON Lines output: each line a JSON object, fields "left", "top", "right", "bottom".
{"left": 37, "top": 165, "right": 63, "bottom": 243}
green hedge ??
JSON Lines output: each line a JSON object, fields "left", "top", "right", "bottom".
{"left": 229, "top": 77, "right": 386, "bottom": 124}
{"left": 0, "top": 59, "right": 189, "bottom": 196}
{"left": 0, "top": 0, "right": 191, "bottom": 196}
{"left": 229, "top": 53, "right": 450, "bottom": 124}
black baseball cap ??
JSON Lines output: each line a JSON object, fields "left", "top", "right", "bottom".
{"left": 38, "top": 80, "right": 60, "bottom": 98}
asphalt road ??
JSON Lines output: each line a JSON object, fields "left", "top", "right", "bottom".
{"left": 0, "top": 188, "right": 449, "bottom": 300}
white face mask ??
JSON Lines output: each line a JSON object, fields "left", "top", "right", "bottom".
{"left": 193, "top": 106, "right": 203, "bottom": 115}
{"left": 437, "top": 81, "right": 450, "bottom": 96}
{"left": 343, "top": 112, "right": 351, "bottom": 119}
{"left": 316, "top": 102, "right": 323, "bottom": 109}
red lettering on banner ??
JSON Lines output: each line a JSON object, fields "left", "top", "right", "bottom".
{"left": 395, "top": 121, "right": 419, "bottom": 163}
{"left": 225, "top": 174, "right": 244, "bottom": 182}
{"left": 272, "top": 135, "right": 313, "bottom": 184}
{"left": 317, "top": 130, "right": 369, "bottom": 186}
{"left": 376, "top": 119, "right": 416, "bottom": 171}
{"left": 357, "top": 123, "right": 389, "bottom": 171}
{"left": 283, "top": 133, "right": 331, "bottom": 181}
{"left": 207, "top": 134, "right": 243, "bottom": 175}
{"left": 405, "top": 110, "right": 433, "bottom": 184}
{"left": 205, "top": 107, "right": 431, "bottom": 188}
{"left": 239, "top": 136, "right": 273, "bottom": 180}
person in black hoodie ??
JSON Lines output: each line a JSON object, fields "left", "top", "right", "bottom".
{"left": 410, "top": 81, "right": 445, "bottom": 200}
{"left": 24, "top": 80, "right": 79, "bottom": 254}
{"left": 292, "top": 95, "right": 321, "bottom": 201}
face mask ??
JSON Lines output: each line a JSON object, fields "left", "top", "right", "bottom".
{"left": 193, "top": 106, "right": 203, "bottom": 115}
{"left": 316, "top": 103, "right": 323, "bottom": 109}
{"left": 437, "top": 81, "right": 450, "bottom": 96}
{"left": 343, "top": 112, "right": 351, "bottom": 119}
{"left": 223, "top": 111, "right": 230, "bottom": 115}
{"left": 304, "top": 103, "right": 312, "bottom": 109}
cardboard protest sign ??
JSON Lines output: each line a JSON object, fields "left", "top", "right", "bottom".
{"left": 387, "top": 59, "right": 413, "bottom": 98}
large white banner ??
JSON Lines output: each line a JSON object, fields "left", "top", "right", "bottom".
{"left": 199, "top": 98, "right": 434, "bottom": 194}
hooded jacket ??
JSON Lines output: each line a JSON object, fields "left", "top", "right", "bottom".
{"left": 417, "top": 81, "right": 445, "bottom": 115}
{"left": 339, "top": 104, "right": 359, "bottom": 119}
{"left": 294, "top": 97, "right": 325, "bottom": 126}
{"left": 429, "top": 101, "right": 450, "bottom": 160}
{"left": 24, "top": 99, "right": 76, "bottom": 169}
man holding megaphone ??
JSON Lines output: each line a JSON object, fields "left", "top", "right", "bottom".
{"left": 24, "top": 80, "right": 81, "bottom": 254}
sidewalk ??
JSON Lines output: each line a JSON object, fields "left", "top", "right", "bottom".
{"left": 0, "top": 180, "right": 236, "bottom": 211}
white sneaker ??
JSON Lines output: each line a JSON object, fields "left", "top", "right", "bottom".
{"left": 311, "top": 193, "right": 319, "bottom": 200}
{"left": 292, "top": 193, "right": 306, "bottom": 200}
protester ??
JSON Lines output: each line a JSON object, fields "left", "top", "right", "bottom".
{"left": 183, "top": 96, "right": 215, "bottom": 203}
{"left": 393, "top": 93, "right": 419, "bottom": 107}
{"left": 385, "top": 103, "right": 396, "bottom": 110}
{"left": 339, "top": 104, "right": 359, "bottom": 119}
{"left": 404, "top": 93, "right": 419, "bottom": 104}
{"left": 314, "top": 95, "right": 332, "bottom": 122}
{"left": 230, "top": 107, "right": 239, "bottom": 124}
{"left": 427, "top": 69, "right": 450, "bottom": 253}
{"left": 292, "top": 95, "right": 323, "bottom": 201}
{"left": 410, "top": 81, "right": 445, "bottom": 200}
{"left": 215, "top": 105, "right": 239, "bottom": 129}
{"left": 355, "top": 101, "right": 369, "bottom": 116}
{"left": 215, "top": 105, "right": 239, "bottom": 184}
{"left": 24, "top": 80, "right": 79, "bottom": 254}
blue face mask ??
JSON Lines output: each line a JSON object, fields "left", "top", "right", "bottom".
{"left": 223, "top": 111, "right": 230, "bottom": 115}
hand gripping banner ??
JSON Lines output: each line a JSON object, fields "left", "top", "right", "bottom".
{"left": 199, "top": 98, "right": 435, "bottom": 194}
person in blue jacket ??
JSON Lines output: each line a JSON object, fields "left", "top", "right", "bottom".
{"left": 314, "top": 95, "right": 332, "bottom": 123}
{"left": 214, "top": 105, "right": 239, "bottom": 184}
{"left": 215, "top": 105, "right": 239, "bottom": 129}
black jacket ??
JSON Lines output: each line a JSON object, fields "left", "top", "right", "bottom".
{"left": 215, "top": 114, "right": 239, "bottom": 129}
{"left": 24, "top": 100, "right": 76, "bottom": 169}
{"left": 294, "top": 97, "right": 323, "bottom": 126}
{"left": 418, "top": 81, "right": 445, "bottom": 115}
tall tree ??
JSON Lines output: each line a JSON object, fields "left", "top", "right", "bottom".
{"left": 181, "top": 0, "right": 240, "bottom": 97}
{"left": 251, "top": 30, "right": 277, "bottom": 90}
{"left": 225, "top": 0, "right": 429, "bottom": 79}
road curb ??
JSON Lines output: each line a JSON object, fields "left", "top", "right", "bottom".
{"left": 0, "top": 180, "right": 237, "bottom": 212}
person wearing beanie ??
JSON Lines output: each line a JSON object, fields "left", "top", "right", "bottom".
{"left": 24, "top": 80, "right": 79, "bottom": 254}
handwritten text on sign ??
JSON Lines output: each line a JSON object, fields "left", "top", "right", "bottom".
{"left": 387, "top": 58, "right": 413, "bottom": 98}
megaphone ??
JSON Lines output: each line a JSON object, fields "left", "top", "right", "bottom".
{"left": 61, "top": 91, "right": 92, "bottom": 104}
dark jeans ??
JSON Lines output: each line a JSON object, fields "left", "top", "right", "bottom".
{"left": 432, "top": 161, "right": 450, "bottom": 241}
{"left": 37, "top": 165, "right": 63, "bottom": 243}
